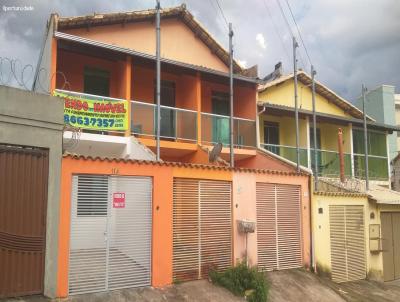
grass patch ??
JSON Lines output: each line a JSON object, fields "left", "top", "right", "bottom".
{"left": 209, "top": 262, "right": 268, "bottom": 302}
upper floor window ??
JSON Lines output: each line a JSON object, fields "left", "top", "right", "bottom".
{"left": 353, "top": 129, "right": 387, "bottom": 156}
{"left": 264, "top": 121, "right": 279, "bottom": 145}
{"left": 84, "top": 66, "right": 110, "bottom": 97}
{"left": 211, "top": 92, "right": 230, "bottom": 116}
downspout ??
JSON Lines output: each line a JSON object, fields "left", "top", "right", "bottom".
{"left": 338, "top": 128, "right": 345, "bottom": 183}
{"left": 309, "top": 172, "right": 316, "bottom": 273}
{"left": 229, "top": 23, "right": 234, "bottom": 167}
{"left": 155, "top": 0, "right": 161, "bottom": 161}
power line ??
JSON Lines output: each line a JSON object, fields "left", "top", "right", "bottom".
{"left": 284, "top": 0, "right": 312, "bottom": 66}
{"left": 275, "top": 0, "right": 307, "bottom": 70}
{"left": 214, "top": 0, "right": 229, "bottom": 28}
{"left": 261, "top": 0, "right": 291, "bottom": 64}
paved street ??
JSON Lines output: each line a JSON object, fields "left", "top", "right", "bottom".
{"left": 3, "top": 270, "right": 400, "bottom": 302}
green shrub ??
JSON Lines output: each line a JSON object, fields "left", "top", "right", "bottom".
{"left": 209, "top": 262, "right": 268, "bottom": 302}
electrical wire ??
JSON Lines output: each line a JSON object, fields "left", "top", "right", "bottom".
{"left": 275, "top": 0, "right": 307, "bottom": 70}
{"left": 214, "top": 0, "right": 229, "bottom": 29}
{"left": 261, "top": 0, "right": 291, "bottom": 64}
{"left": 284, "top": 0, "right": 312, "bottom": 66}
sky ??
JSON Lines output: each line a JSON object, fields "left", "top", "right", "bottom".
{"left": 0, "top": 0, "right": 399, "bottom": 100}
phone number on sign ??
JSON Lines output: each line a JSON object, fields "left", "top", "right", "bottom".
{"left": 64, "top": 114, "right": 120, "bottom": 128}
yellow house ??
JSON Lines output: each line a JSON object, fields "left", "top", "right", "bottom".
{"left": 313, "top": 178, "right": 400, "bottom": 282}
{"left": 258, "top": 71, "right": 398, "bottom": 185}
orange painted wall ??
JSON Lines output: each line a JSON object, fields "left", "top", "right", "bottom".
{"left": 56, "top": 49, "right": 127, "bottom": 99}
{"left": 235, "top": 151, "right": 295, "bottom": 172}
{"left": 62, "top": 18, "right": 229, "bottom": 73}
{"left": 201, "top": 81, "right": 257, "bottom": 120}
{"left": 131, "top": 64, "right": 197, "bottom": 110}
{"left": 57, "top": 157, "right": 174, "bottom": 297}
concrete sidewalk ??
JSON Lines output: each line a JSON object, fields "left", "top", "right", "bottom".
{"left": 4, "top": 270, "right": 400, "bottom": 302}
{"left": 266, "top": 269, "right": 400, "bottom": 302}
{"left": 2, "top": 280, "right": 244, "bottom": 302}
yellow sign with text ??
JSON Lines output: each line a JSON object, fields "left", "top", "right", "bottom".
{"left": 54, "top": 91, "right": 128, "bottom": 131}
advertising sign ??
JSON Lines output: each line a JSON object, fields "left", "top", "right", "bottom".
{"left": 113, "top": 192, "right": 126, "bottom": 208}
{"left": 54, "top": 91, "right": 128, "bottom": 131}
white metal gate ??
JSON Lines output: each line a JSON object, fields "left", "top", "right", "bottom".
{"left": 256, "top": 183, "right": 302, "bottom": 271}
{"left": 329, "top": 205, "right": 366, "bottom": 283}
{"left": 69, "top": 175, "right": 152, "bottom": 295}
{"left": 173, "top": 178, "right": 232, "bottom": 282}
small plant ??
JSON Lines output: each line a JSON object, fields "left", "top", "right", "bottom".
{"left": 209, "top": 262, "right": 268, "bottom": 302}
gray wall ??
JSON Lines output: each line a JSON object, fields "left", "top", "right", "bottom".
{"left": 0, "top": 85, "right": 64, "bottom": 298}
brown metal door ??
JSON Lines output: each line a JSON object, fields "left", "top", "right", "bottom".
{"left": 381, "top": 212, "right": 395, "bottom": 281}
{"left": 393, "top": 213, "right": 400, "bottom": 279}
{"left": 0, "top": 145, "right": 49, "bottom": 298}
{"left": 173, "top": 178, "right": 232, "bottom": 282}
{"left": 256, "top": 183, "right": 302, "bottom": 271}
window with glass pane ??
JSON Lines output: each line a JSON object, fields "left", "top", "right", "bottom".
{"left": 352, "top": 129, "right": 387, "bottom": 156}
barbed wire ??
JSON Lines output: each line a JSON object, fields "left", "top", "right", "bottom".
{"left": 0, "top": 56, "right": 70, "bottom": 93}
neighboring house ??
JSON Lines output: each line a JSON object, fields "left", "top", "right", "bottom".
{"left": 258, "top": 71, "right": 398, "bottom": 187}
{"left": 0, "top": 86, "right": 64, "bottom": 298}
{"left": 258, "top": 70, "right": 400, "bottom": 284}
{"left": 313, "top": 178, "right": 400, "bottom": 283}
{"left": 30, "top": 6, "right": 314, "bottom": 299}
{"left": 34, "top": 5, "right": 259, "bottom": 164}
{"left": 392, "top": 94, "right": 400, "bottom": 190}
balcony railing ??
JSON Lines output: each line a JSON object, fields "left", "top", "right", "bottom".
{"left": 201, "top": 113, "right": 256, "bottom": 147}
{"left": 262, "top": 144, "right": 308, "bottom": 167}
{"left": 310, "top": 149, "right": 352, "bottom": 178}
{"left": 353, "top": 154, "right": 389, "bottom": 181}
{"left": 131, "top": 101, "right": 197, "bottom": 142}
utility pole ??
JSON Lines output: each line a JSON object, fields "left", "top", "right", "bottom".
{"left": 155, "top": 0, "right": 161, "bottom": 161}
{"left": 229, "top": 23, "right": 234, "bottom": 167}
{"left": 311, "top": 65, "right": 318, "bottom": 189}
{"left": 362, "top": 84, "right": 369, "bottom": 191}
{"left": 293, "top": 37, "right": 300, "bottom": 172}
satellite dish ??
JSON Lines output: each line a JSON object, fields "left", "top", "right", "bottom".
{"left": 209, "top": 142, "right": 222, "bottom": 163}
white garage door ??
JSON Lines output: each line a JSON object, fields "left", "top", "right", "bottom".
{"left": 68, "top": 175, "right": 152, "bottom": 295}
{"left": 173, "top": 178, "right": 232, "bottom": 282}
{"left": 256, "top": 183, "right": 302, "bottom": 271}
{"left": 329, "top": 205, "right": 366, "bottom": 283}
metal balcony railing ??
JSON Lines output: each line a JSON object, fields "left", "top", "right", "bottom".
{"left": 201, "top": 113, "right": 256, "bottom": 147}
{"left": 310, "top": 149, "right": 352, "bottom": 178}
{"left": 262, "top": 143, "right": 308, "bottom": 167}
{"left": 353, "top": 154, "right": 389, "bottom": 181}
{"left": 131, "top": 101, "right": 197, "bottom": 142}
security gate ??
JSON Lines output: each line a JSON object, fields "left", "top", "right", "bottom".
{"left": 173, "top": 178, "right": 232, "bottom": 282}
{"left": 256, "top": 183, "right": 302, "bottom": 271}
{"left": 381, "top": 212, "right": 400, "bottom": 281}
{"left": 0, "top": 145, "right": 48, "bottom": 298}
{"left": 329, "top": 205, "right": 366, "bottom": 283}
{"left": 69, "top": 175, "right": 152, "bottom": 295}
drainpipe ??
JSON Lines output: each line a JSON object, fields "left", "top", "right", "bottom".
{"left": 338, "top": 128, "right": 345, "bottom": 183}
{"left": 155, "top": 0, "right": 161, "bottom": 161}
{"left": 229, "top": 23, "right": 234, "bottom": 167}
{"left": 362, "top": 84, "right": 369, "bottom": 191}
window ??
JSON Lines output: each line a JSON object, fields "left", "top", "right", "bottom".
{"left": 310, "top": 127, "right": 321, "bottom": 150}
{"left": 77, "top": 175, "right": 108, "bottom": 216}
{"left": 211, "top": 92, "right": 230, "bottom": 116}
{"left": 264, "top": 121, "right": 279, "bottom": 145}
{"left": 83, "top": 67, "right": 110, "bottom": 97}
{"left": 353, "top": 129, "right": 387, "bottom": 156}
{"left": 154, "top": 80, "right": 176, "bottom": 138}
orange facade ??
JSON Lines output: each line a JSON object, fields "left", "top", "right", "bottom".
{"left": 57, "top": 155, "right": 310, "bottom": 297}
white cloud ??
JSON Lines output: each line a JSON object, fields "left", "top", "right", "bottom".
{"left": 256, "top": 33, "right": 267, "bottom": 50}
{"left": 237, "top": 59, "right": 247, "bottom": 68}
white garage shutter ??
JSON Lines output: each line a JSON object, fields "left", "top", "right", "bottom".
{"left": 69, "top": 175, "right": 152, "bottom": 295}
{"left": 329, "top": 205, "right": 366, "bottom": 283}
{"left": 257, "top": 183, "right": 302, "bottom": 271}
{"left": 108, "top": 176, "right": 152, "bottom": 290}
{"left": 173, "top": 178, "right": 232, "bottom": 282}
